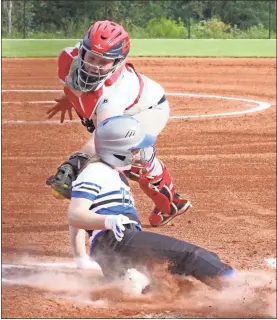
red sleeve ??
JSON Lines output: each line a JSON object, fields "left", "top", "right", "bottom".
{"left": 57, "top": 47, "right": 78, "bottom": 82}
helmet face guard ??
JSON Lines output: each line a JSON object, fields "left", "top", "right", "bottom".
{"left": 77, "top": 21, "right": 130, "bottom": 92}
{"left": 131, "top": 146, "right": 156, "bottom": 168}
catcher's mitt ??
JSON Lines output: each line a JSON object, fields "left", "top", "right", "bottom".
{"left": 46, "top": 152, "right": 90, "bottom": 199}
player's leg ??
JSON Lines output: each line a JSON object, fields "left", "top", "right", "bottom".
{"left": 91, "top": 226, "right": 233, "bottom": 288}
{"left": 132, "top": 100, "right": 170, "bottom": 136}
{"left": 129, "top": 101, "right": 192, "bottom": 226}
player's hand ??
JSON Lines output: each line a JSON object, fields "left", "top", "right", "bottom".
{"left": 104, "top": 214, "right": 138, "bottom": 242}
{"left": 46, "top": 94, "right": 73, "bottom": 123}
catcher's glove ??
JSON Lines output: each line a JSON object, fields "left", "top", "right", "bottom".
{"left": 46, "top": 152, "right": 90, "bottom": 199}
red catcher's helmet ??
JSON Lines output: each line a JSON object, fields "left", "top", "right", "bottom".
{"left": 77, "top": 20, "right": 130, "bottom": 92}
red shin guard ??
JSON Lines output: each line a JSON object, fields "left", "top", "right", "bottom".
{"left": 127, "top": 162, "right": 175, "bottom": 215}
{"left": 125, "top": 162, "right": 191, "bottom": 226}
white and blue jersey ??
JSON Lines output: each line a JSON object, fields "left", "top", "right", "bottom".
{"left": 71, "top": 161, "right": 141, "bottom": 227}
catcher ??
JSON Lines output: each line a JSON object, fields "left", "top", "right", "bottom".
{"left": 68, "top": 115, "right": 235, "bottom": 288}
{"left": 46, "top": 20, "right": 191, "bottom": 227}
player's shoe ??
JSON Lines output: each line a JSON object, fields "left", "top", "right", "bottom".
{"left": 122, "top": 268, "right": 150, "bottom": 295}
{"left": 148, "top": 193, "right": 192, "bottom": 227}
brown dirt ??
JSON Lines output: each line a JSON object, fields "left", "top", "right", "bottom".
{"left": 2, "top": 57, "right": 276, "bottom": 318}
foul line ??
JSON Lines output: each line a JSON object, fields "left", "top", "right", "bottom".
{"left": 2, "top": 257, "right": 275, "bottom": 271}
{"left": 2, "top": 257, "right": 275, "bottom": 283}
{"left": 2, "top": 261, "right": 101, "bottom": 271}
{"left": 2, "top": 91, "right": 272, "bottom": 124}
{"left": 2, "top": 101, "right": 55, "bottom": 104}
{"left": 2, "top": 89, "right": 62, "bottom": 92}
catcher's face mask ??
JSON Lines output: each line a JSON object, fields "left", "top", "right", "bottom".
{"left": 78, "top": 46, "right": 116, "bottom": 92}
{"left": 77, "top": 21, "right": 130, "bottom": 92}
{"left": 83, "top": 50, "right": 114, "bottom": 75}
{"left": 78, "top": 47, "right": 114, "bottom": 91}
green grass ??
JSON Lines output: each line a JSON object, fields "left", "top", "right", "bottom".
{"left": 2, "top": 39, "right": 276, "bottom": 58}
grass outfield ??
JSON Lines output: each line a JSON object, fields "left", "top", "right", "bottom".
{"left": 2, "top": 39, "right": 276, "bottom": 58}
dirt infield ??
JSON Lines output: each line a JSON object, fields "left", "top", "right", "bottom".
{"left": 2, "top": 57, "right": 276, "bottom": 318}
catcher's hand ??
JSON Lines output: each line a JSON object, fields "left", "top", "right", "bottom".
{"left": 46, "top": 152, "right": 90, "bottom": 200}
{"left": 46, "top": 94, "right": 74, "bottom": 123}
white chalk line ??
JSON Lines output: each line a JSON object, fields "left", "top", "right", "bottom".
{"left": 2, "top": 257, "right": 276, "bottom": 272}
{"left": 2, "top": 261, "right": 102, "bottom": 286}
{"left": 2, "top": 261, "right": 102, "bottom": 290}
{"left": 2, "top": 89, "right": 62, "bottom": 92}
{"left": 2, "top": 262, "right": 107, "bottom": 307}
{"left": 2, "top": 257, "right": 276, "bottom": 287}
{"left": 2, "top": 278, "right": 31, "bottom": 287}
{"left": 1, "top": 91, "right": 272, "bottom": 124}
{"left": 264, "top": 258, "right": 276, "bottom": 269}
{"left": 2, "top": 261, "right": 101, "bottom": 271}
{"left": 3, "top": 119, "right": 80, "bottom": 124}
{"left": 2, "top": 101, "right": 54, "bottom": 104}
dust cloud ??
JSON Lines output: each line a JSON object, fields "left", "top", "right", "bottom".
{"left": 3, "top": 259, "right": 276, "bottom": 318}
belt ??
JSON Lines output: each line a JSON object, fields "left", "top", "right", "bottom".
{"left": 89, "top": 223, "right": 141, "bottom": 256}
{"left": 88, "top": 213, "right": 142, "bottom": 251}
{"left": 89, "top": 229, "right": 105, "bottom": 245}
{"left": 149, "top": 94, "right": 166, "bottom": 109}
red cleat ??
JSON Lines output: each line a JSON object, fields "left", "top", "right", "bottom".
{"left": 149, "top": 193, "right": 192, "bottom": 227}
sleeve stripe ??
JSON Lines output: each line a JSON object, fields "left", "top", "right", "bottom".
{"left": 79, "top": 186, "right": 100, "bottom": 193}
{"left": 90, "top": 198, "right": 131, "bottom": 210}
{"left": 93, "top": 194, "right": 132, "bottom": 204}
{"left": 71, "top": 190, "right": 97, "bottom": 201}
{"left": 73, "top": 181, "right": 101, "bottom": 190}
{"left": 95, "top": 190, "right": 121, "bottom": 199}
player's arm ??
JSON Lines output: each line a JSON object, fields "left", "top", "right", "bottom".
{"left": 67, "top": 174, "right": 105, "bottom": 269}
{"left": 68, "top": 197, "right": 106, "bottom": 230}
{"left": 68, "top": 195, "right": 138, "bottom": 242}
{"left": 69, "top": 226, "right": 86, "bottom": 257}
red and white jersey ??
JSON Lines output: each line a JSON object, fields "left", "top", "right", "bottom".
{"left": 58, "top": 47, "right": 165, "bottom": 126}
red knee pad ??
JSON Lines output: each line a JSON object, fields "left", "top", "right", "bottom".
{"left": 138, "top": 162, "right": 175, "bottom": 215}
